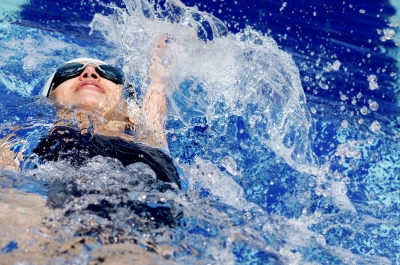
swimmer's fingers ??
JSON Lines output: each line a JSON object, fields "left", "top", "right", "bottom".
{"left": 0, "top": 134, "right": 25, "bottom": 171}
{"left": 150, "top": 34, "right": 175, "bottom": 61}
{"left": 155, "top": 34, "right": 175, "bottom": 49}
{"left": 0, "top": 144, "right": 19, "bottom": 171}
{"left": 150, "top": 34, "right": 178, "bottom": 82}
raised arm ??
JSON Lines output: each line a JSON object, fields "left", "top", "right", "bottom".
{"left": 141, "top": 37, "right": 172, "bottom": 148}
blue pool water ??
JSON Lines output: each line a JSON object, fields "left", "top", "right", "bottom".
{"left": 0, "top": 0, "right": 399, "bottom": 264}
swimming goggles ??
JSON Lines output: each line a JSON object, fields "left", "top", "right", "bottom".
{"left": 41, "top": 58, "right": 125, "bottom": 97}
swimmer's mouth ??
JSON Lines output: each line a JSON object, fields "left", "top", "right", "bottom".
{"left": 76, "top": 81, "right": 105, "bottom": 93}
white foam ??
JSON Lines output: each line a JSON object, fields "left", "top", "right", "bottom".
{"left": 89, "top": 2, "right": 319, "bottom": 175}
{"left": 88, "top": 0, "right": 367, "bottom": 222}
{"left": 180, "top": 156, "right": 246, "bottom": 208}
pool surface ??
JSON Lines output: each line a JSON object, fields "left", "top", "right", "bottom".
{"left": 0, "top": 0, "right": 399, "bottom": 264}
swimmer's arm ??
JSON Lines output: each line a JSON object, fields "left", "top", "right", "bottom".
{"left": 142, "top": 75, "right": 167, "bottom": 140}
{"left": 141, "top": 38, "right": 170, "bottom": 147}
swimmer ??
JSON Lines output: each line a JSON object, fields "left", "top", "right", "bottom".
{"left": 0, "top": 39, "right": 181, "bottom": 262}
{"left": 1, "top": 37, "right": 181, "bottom": 189}
{"left": 43, "top": 38, "right": 170, "bottom": 148}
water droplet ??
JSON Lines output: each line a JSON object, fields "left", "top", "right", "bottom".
{"left": 388, "top": 19, "right": 400, "bottom": 28}
{"left": 371, "top": 121, "right": 381, "bottom": 132}
{"left": 368, "top": 100, "right": 379, "bottom": 111}
{"left": 318, "top": 81, "right": 329, "bottom": 90}
{"left": 341, "top": 120, "right": 349, "bottom": 129}
{"left": 279, "top": 2, "right": 287, "bottom": 11}
{"left": 382, "top": 28, "right": 396, "bottom": 40}
{"left": 367, "top": 74, "right": 379, "bottom": 90}
{"left": 359, "top": 9, "right": 366, "bottom": 13}
{"left": 360, "top": 106, "right": 369, "bottom": 115}
{"left": 332, "top": 60, "right": 341, "bottom": 70}
{"left": 310, "top": 107, "right": 316, "bottom": 114}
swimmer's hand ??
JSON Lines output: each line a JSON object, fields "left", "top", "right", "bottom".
{"left": 0, "top": 135, "right": 22, "bottom": 171}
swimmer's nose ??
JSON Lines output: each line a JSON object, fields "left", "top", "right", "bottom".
{"left": 79, "top": 65, "right": 100, "bottom": 81}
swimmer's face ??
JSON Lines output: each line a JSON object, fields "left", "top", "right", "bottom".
{"left": 49, "top": 64, "right": 122, "bottom": 114}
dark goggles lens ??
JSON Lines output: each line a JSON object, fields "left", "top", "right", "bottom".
{"left": 49, "top": 62, "right": 125, "bottom": 93}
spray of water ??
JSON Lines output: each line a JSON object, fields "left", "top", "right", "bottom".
{"left": 89, "top": 0, "right": 318, "bottom": 175}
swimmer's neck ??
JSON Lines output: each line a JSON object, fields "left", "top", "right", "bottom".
{"left": 53, "top": 106, "right": 134, "bottom": 140}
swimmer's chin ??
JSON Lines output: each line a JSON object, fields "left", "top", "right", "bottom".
{"left": 77, "top": 98, "right": 101, "bottom": 110}
{"left": 55, "top": 98, "right": 101, "bottom": 112}
{"left": 52, "top": 95, "right": 117, "bottom": 118}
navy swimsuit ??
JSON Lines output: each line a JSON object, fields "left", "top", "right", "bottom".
{"left": 33, "top": 126, "right": 181, "bottom": 189}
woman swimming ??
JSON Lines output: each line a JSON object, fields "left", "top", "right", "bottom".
{"left": 34, "top": 53, "right": 181, "bottom": 190}
{"left": 0, "top": 40, "right": 183, "bottom": 262}
{"left": 0, "top": 37, "right": 181, "bottom": 191}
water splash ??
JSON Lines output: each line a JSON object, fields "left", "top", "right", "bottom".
{"left": 89, "top": 0, "right": 318, "bottom": 175}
